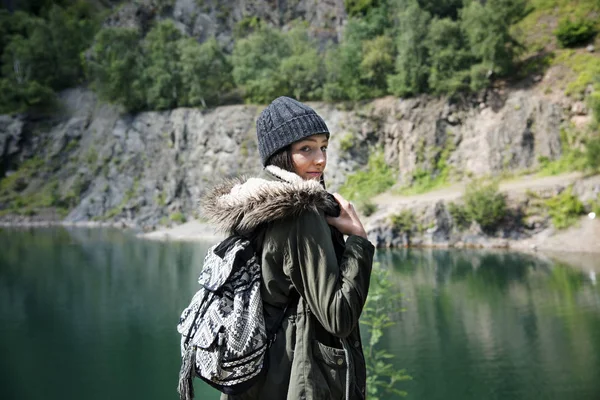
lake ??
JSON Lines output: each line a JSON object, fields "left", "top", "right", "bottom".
{"left": 1, "top": 227, "right": 599, "bottom": 400}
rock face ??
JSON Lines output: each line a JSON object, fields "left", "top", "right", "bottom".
{"left": 104, "top": 0, "right": 347, "bottom": 50}
{"left": 0, "top": 86, "right": 581, "bottom": 231}
{"left": 368, "top": 91, "right": 563, "bottom": 185}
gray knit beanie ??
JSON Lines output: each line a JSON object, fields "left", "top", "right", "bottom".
{"left": 256, "top": 96, "right": 330, "bottom": 166}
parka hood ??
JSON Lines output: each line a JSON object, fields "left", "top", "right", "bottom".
{"left": 201, "top": 166, "right": 338, "bottom": 235}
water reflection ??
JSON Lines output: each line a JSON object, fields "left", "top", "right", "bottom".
{"left": 376, "top": 248, "right": 600, "bottom": 400}
{"left": 0, "top": 229, "right": 599, "bottom": 400}
{"left": 0, "top": 227, "right": 218, "bottom": 400}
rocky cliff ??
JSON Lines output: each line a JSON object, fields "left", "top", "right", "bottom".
{"left": 105, "top": 0, "right": 347, "bottom": 50}
{"left": 2, "top": 83, "right": 594, "bottom": 234}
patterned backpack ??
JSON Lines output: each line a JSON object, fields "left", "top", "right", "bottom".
{"left": 176, "top": 235, "right": 292, "bottom": 400}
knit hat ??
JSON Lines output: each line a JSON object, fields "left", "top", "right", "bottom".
{"left": 256, "top": 96, "right": 330, "bottom": 166}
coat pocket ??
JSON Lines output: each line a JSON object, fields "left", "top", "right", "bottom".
{"left": 311, "top": 340, "right": 346, "bottom": 400}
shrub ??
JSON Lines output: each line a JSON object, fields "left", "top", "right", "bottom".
{"left": 589, "top": 92, "right": 600, "bottom": 126}
{"left": 339, "top": 133, "right": 355, "bottom": 152}
{"left": 170, "top": 212, "right": 186, "bottom": 224}
{"left": 390, "top": 210, "right": 416, "bottom": 233}
{"left": 555, "top": 17, "right": 597, "bottom": 48}
{"left": 447, "top": 201, "right": 470, "bottom": 229}
{"left": 359, "top": 200, "right": 377, "bottom": 217}
{"left": 339, "top": 151, "right": 395, "bottom": 202}
{"left": 585, "top": 136, "right": 600, "bottom": 173}
{"left": 544, "top": 186, "right": 584, "bottom": 229}
{"left": 464, "top": 179, "right": 506, "bottom": 230}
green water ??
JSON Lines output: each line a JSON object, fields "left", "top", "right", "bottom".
{"left": 0, "top": 228, "right": 599, "bottom": 400}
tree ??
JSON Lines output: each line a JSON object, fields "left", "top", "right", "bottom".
{"left": 142, "top": 20, "right": 183, "bottom": 110}
{"left": 461, "top": 0, "right": 527, "bottom": 77}
{"left": 278, "top": 26, "right": 324, "bottom": 101}
{"left": 360, "top": 35, "right": 395, "bottom": 98}
{"left": 388, "top": 2, "right": 431, "bottom": 96}
{"left": 426, "top": 17, "right": 472, "bottom": 94}
{"left": 178, "top": 37, "right": 233, "bottom": 108}
{"left": 231, "top": 26, "right": 291, "bottom": 103}
{"left": 87, "top": 27, "right": 146, "bottom": 112}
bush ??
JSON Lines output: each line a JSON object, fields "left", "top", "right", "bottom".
{"left": 390, "top": 210, "right": 416, "bottom": 233}
{"left": 339, "top": 151, "right": 396, "bottom": 202}
{"left": 447, "top": 201, "right": 470, "bottom": 229}
{"left": 544, "top": 186, "right": 585, "bottom": 229}
{"left": 589, "top": 92, "right": 600, "bottom": 126}
{"left": 359, "top": 200, "right": 377, "bottom": 217}
{"left": 584, "top": 136, "right": 600, "bottom": 173}
{"left": 463, "top": 179, "right": 506, "bottom": 230}
{"left": 555, "top": 17, "right": 597, "bottom": 48}
{"left": 170, "top": 212, "right": 186, "bottom": 224}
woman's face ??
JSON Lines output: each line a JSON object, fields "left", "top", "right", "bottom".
{"left": 290, "top": 133, "right": 329, "bottom": 180}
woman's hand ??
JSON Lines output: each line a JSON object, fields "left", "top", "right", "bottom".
{"left": 325, "top": 193, "right": 368, "bottom": 239}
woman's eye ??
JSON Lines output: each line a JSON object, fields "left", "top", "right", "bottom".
{"left": 321, "top": 146, "right": 328, "bottom": 152}
{"left": 301, "top": 146, "right": 311, "bottom": 152}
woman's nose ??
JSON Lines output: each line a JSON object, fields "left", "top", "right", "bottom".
{"left": 315, "top": 150, "right": 325, "bottom": 165}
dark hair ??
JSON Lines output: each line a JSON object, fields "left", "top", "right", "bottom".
{"left": 265, "top": 146, "right": 295, "bottom": 172}
{"left": 266, "top": 146, "right": 326, "bottom": 188}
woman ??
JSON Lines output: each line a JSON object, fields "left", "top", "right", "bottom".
{"left": 203, "top": 96, "right": 374, "bottom": 400}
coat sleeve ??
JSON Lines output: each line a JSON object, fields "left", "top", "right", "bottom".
{"left": 281, "top": 210, "right": 375, "bottom": 338}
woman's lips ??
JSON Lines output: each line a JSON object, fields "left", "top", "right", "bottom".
{"left": 307, "top": 172, "right": 322, "bottom": 178}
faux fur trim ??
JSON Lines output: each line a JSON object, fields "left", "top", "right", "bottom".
{"left": 201, "top": 167, "right": 337, "bottom": 235}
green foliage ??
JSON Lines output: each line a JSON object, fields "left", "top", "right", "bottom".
{"left": 278, "top": 26, "right": 325, "bottom": 101}
{"left": 345, "top": 0, "right": 381, "bottom": 17}
{"left": 169, "top": 212, "right": 186, "bottom": 224}
{"left": 88, "top": 21, "right": 232, "bottom": 112}
{"left": 231, "top": 26, "right": 290, "bottom": 103}
{"left": 537, "top": 128, "right": 587, "bottom": 175}
{"left": 390, "top": 210, "right": 416, "bottom": 233}
{"left": 178, "top": 37, "right": 233, "bottom": 107}
{"left": 398, "top": 133, "right": 455, "bottom": 195}
{"left": 339, "top": 151, "right": 396, "bottom": 202}
{"left": 426, "top": 18, "right": 472, "bottom": 94}
{"left": 232, "top": 25, "right": 323, "bottom": 103}
{"left": 388, "top": 2, "right": 431, "bottom": 97}
{"left": 87, "top": 27, "right": 145, "bottom": 112}
{"left": 360, "top": 265, "right": 411, "bottom": 399}
{"left": 544, "top": 186, "right": 584, "bottom": 229}
{"left": 0, "top": 4, "right": 99, "bottom": 113}
{"left": 460, "top": 0, "right": 527, "bottom": 77}
{"left": 416, "top": 0, "right": 463, "bottom": 19}
{"left": 588, "top": 91, "right": 600, "bottom": 126}
{"left": 554, "top": 17, "right": 597, "bottom": 48}
{"left": 339, "top": 132, "right": 355, "bottom": 152}
{"left": 359, "top": 200, "right": 378, "bottom": 217}
{"left": 463, "top": 179, "right": 506, "bottom": 230}
{"left": 143, "top": 20, "right": 183, "bottom": 110}
{"left": 360, "top": 35, "right": 395, "bottom": 97}
{"left": 447, "top": 201, "right": 470, "bottom": 229}
{"left": 233, "top": 16, "right": 262, "bottom": 38}
{"left": 585, "top": 136, "right": 600, "bottom": 173}
{"left": 555, "top": 51, "right": 600, "bottom": 96}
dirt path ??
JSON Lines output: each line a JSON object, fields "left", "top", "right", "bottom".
{"left": 372, "top": 172, "right": 584, "bottom": 206}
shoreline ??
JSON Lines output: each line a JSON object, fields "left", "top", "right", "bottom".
{"left": 1, "top": 217, "right": 598, "bottom": 254}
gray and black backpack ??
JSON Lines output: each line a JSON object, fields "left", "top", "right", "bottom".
{"left": 176, "top": 235, "right": 292, "bottom": 400}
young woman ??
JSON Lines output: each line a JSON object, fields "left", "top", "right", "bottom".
{"left": 203, "top": 96, "right": 374, "bottom": 400}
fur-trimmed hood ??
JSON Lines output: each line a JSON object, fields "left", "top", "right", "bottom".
{"left": 201, "top": 166, "right": 338, "bottom": 235}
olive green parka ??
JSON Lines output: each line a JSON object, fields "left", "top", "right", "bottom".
{"left": 203, "top": 165, "right": 375, "bottom": 400}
